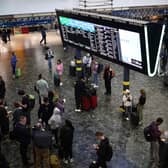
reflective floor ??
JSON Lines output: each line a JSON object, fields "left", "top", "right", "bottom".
{"left": 0, "top": 31, "right": 168, "bottom": 168}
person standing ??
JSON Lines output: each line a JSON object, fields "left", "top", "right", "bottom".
{"left": 0, "top": 100, "right": 9, "bottom": 138}
{"left": 1, "top": 29, "right": 7, "bottom": 43}
{"left": 38, "top": 97, "right": 53, "bottom": 127}
{"left": 137, "top": 89, "right": 146, "bottom": 125}
{"left": 149, "top": 117, "right": 163, "bottom": 168}
{"left": 92, "top": 60, "right": 99, "bottom": 88}
{"left": 10, "top": 52, "right": 17, "bottom": 79}
{"left": 0, "top": 76, "right": 6, "bottom": 101}
{"left": 82, "top": 53, "right": 92, "bottom": 80}
{"left": 93, "top": 132, "right": 111, "bottom": 168}
{"left": 103, "top": 65, "right": 113, "bottom": 95}
{"left": 74, "top": 77, "right": 86, "bottom": 112}
{"left": 32, "top": 122, "right": 52, "bottom": 168}
{"left": 122, "top": 89, "right": 132, "bottom": 120}
{"left": 55, "top": 59, "right": 64, "bottom": 86}
{"left": 48, "top": 107, "right": 62, "bottom": 145}
{"left": 40, "top": 26, "right": 46, "bottom": 45}
{"left": 6, "top": 29, "right": 11, "bottom": 41}
{"left": 36, "top": 74, "right": 49, "bottom": 104}
{"left": 60, "top": 120, "right": 74, "bottom": 164}
{"left": 14, "top": 116, "right": 31, "bottom": 167}
{"left": 46, "top": 47, "right": 54, "bottom": 72}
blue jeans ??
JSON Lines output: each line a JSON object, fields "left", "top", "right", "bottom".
{"left": 93, "top": 73, "right": 98, "bottom": 86}
{"left": 12, "top": 64, "right": 16, "bottom": 75}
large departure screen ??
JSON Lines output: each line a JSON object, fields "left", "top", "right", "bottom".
{"left": 57, "top": 10, "right": 166, "bottom": 76}
{"left": 58, "top": 15, "right": 144, "bottom": 70}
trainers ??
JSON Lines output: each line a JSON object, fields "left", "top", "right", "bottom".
{"left": 63, "top": 159, "right": 68, "bottom": 164}
{"left": 125, "top": 117, "right": 129, "bottom": 121}
{"left": 60, "top": 82, "right": 63, "bottom": 86}
{"left": 70, "top": 158, "right": 74, "bottom": 163}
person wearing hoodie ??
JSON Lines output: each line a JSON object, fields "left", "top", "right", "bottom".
{"left": 48, "top": 107, "right": 62, "bottom": 145}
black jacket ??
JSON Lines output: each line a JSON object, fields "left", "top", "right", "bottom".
{"left": 60, "top": 124, "right": 74, "bottom": 147}
{"left": 14, "top": 123, "right": 31, "bottom": 145}
{"left": 0, "top": 80, "right": 6, "bottom": 99}
{"left": 74, "top": 80, "right": 85, "bottom": 97}
{"left": 97, "top": 137, "right": 109, "bottom": 161}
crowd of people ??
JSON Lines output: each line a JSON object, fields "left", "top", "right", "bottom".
{"left": 0, "top": 29, "right": 166, "bottom": 168}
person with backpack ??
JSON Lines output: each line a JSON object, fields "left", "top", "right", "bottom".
{"left": 32, "top": 122, "right": 52, "bottom": 168}
{"left": 144, "top": 118, "right": 163, "bottom": 168}
{"left": 93, "top": 132, "right": 113, "bottom": 168}
{"left": 137, "top": 89, "right": 146, "bottom": 125}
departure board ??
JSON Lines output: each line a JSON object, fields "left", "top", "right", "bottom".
{"left": 57, "top": 10, "right": 166, "bottom": 76}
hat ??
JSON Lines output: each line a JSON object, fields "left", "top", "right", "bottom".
{"left": 125, "top": 89, "right": 130, "bottom": 94}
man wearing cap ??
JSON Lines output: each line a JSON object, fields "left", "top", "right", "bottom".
{"left": 122, "top": 89, "right": 132, "bottom": 120}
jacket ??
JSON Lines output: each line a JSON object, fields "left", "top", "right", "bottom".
{"left": 56, "top": 63, "right": 63, "bottom": 76}
{"left": 11, "top": 55, "right": 17, "bottom": 66}
{"left": 48, "top": 107, "right": 62, "bottom": 130}
{"left": 97, "top": 137, "right": 109, "bottom": 161}
{"left": 0, "top": 80, "right": 6, "bottom": 98}
{"left": 150, "top": 121, "right": 161, "bottom": 141}
{"left": 122, "top": 94, "right": 132, "bottom": 107}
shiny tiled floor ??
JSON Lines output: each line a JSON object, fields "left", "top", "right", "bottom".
{"left": 0, "top": 31, "right": 168, "bottom": 168}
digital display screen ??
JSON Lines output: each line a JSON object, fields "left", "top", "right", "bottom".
{"left": 57, "top": 10, "right": 166, "bottom": 76}
{"left": 119, "top": 29, "right": 142, "bottom": 69}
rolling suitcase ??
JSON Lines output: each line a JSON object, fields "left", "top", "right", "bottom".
{"left": 130, "top": 112, "right": 139, "bottom": 126}
{"left": 90, "top": 95, "right": 97, "bottom": 109}
{"left": 15, "top": 68, "right": 21, "bottom": 78}
{"left": 81, "top": 96, "right": 91, "bottom": 111}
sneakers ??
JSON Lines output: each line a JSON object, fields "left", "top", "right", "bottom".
{"left": 60, "top": 82, "right": 63, "bottom": 86}
{"left": 75, "top": 109, "right": 81, "bottom": 112}
{"left": 70, "top": 158, "right": 74, "bottom": 163}
{"left": 63, "top": 159, "right": 68, "bottom": 164}
{"left": 125, "top": 117, "right": 129, "bottom": 121}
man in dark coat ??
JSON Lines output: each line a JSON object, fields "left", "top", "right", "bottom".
{"left": 74, "top": 77, "right": 86, "bottom": 112}
{"left": 60, "top": 120, "right": 74, "bottom": 164}
{"left": 38, "top": 97, "right": 53, "bottom": 127}
{"left": 0, "top": 100, "right": 9, "bottom": 137}
{"left": 103, "top": 65, "right": 113, "bottom": 95}
{"left": 14, "top": 116, "right": 31, "bottom": 166}
{"left": 0, "top": 76, "right": 6, "bottom": 100}
{"left": 93, "top": 132, "right": 110, "bottom": 168}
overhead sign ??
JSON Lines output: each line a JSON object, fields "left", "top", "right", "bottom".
{"left": 56, "top": 10, "right": 165, "bottom": 77}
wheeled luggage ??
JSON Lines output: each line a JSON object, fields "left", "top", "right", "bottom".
{"left": 15, "top": 68, "right": 21, "bottom": 78}
{"left": 90, "top": 95, "right": 97, "bottom": 109}
{"left": 130, "top": 111, "right": 139, "bottom": 126}
{"left": 54, "top": 73, "right": 60, "bottom": 87}
{"left": 50, "top": 154, "right": 61, "bottom": 168}
{"left": 81, "top": 96, "right": 91, "bottom": 111}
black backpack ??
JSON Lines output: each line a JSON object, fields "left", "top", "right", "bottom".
{"left": 105, "top": 144, "right": 113, "bottom": 161}
{"left": 144, "top": 125, "right": 153, "bottom": 142}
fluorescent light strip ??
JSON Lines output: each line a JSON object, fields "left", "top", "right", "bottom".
{"left": 144, "top": 24, "right": 166, "bottom": 77}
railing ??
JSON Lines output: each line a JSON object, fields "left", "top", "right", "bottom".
{"left": 79, "top": 0, "right": 113, "bottom": 10}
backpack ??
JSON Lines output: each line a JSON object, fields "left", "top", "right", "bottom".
{"left": 26, "top": 94, "right": 35, "bottom": 109}
{"left": 105, "top": 144, "right": 113, "bottom": 161}
{"left": 144, "top": 125, "right": 153, "bottom": 142}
